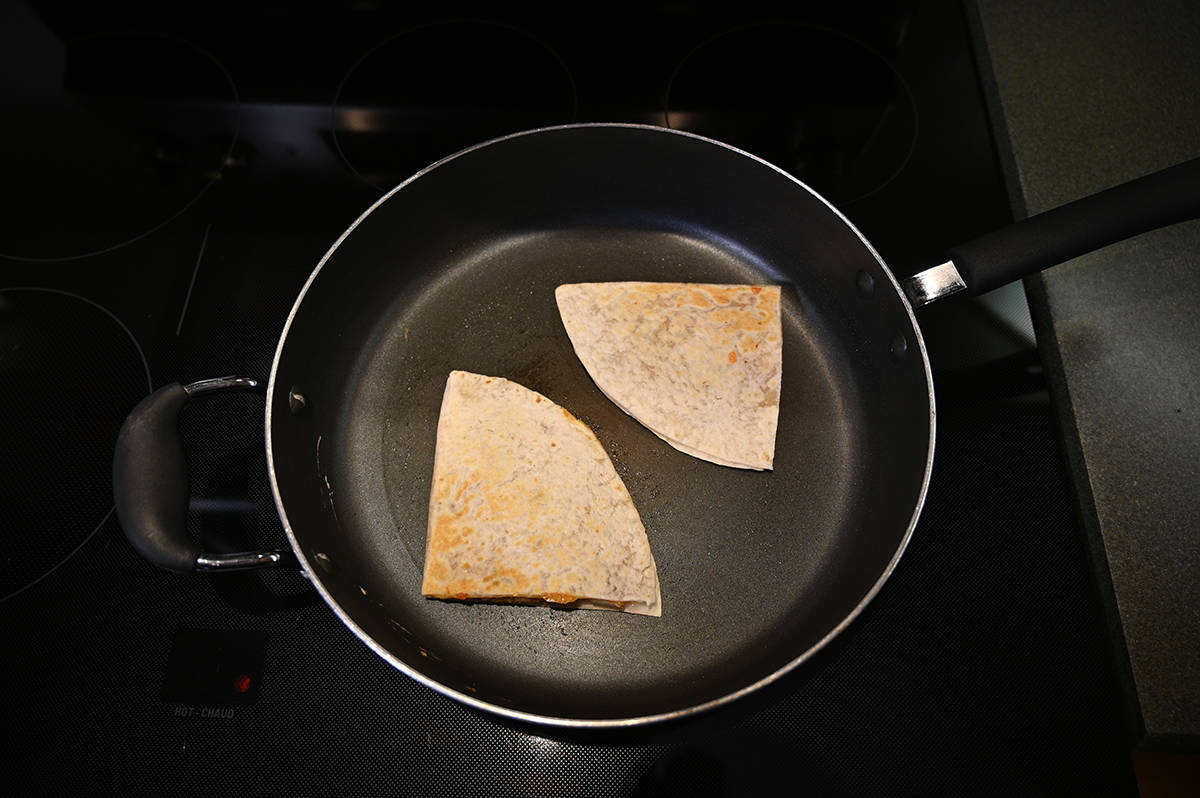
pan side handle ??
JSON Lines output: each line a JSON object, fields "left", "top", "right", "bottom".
{"left": 904, "top": 155, "right": 1200, "bottom": 307}
{"left": 112, "top": 377, "right": 298, "bottom": 573}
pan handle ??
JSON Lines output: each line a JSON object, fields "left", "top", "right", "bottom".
{"left": 112, "top": 376, "right": 298, "bottom": 573}
{"left": 902, "top": 155, "right": 1200, "bottom": 307}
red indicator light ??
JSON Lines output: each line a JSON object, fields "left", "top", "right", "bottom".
{"left": 233, "top": 674, "right": 252, "bottom": 693}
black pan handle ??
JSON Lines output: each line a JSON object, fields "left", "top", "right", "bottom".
{"left": 112, "top": 376, "right": 297, "bottom": 573}
{"left": 902, "top": 155, "right": 1200, "bottom": 306}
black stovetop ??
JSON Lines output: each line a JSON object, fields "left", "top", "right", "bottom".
{"left": 0, "top": 1, "right": 1136, "bottom": 794}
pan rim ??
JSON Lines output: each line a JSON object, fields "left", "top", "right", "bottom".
{"left": 265, "top": 122, "right": 936, "bottom": 728}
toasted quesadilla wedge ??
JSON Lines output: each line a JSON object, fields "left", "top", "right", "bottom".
{"left": 421, "top": 371, "right": 661, "bottom": 616}
{"left": 555, "top": 282, "right": 782, "bottom": 470}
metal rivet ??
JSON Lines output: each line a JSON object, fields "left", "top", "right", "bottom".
{"left": 889, "top": 333, "right": 908, "bottom": 361}
{"left": 289, "top": 386, "right": 307, "bottom": 415}
{"left": 856, "top": 270, "right": 876, "bottom": 298}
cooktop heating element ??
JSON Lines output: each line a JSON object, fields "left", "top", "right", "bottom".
{"left": 0, "top": 32, "right": 239, "bottom": 262}
{"left": 0, "top": 288, "right": 151, "bottom": 601}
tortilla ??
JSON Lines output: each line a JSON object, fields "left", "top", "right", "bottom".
{"left": 421, "top": 371, "right": 661, "bottom": 616}
{"left": 555, "top": 282, "right": 782, "bottom": 470}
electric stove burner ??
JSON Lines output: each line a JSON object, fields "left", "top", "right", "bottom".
{"left": 0, "top": 28, "right": 239, "bottom": 261}
{"left": 0, "top": 288, "right": 151, "bottom": 601}
{"left": 664, "top": 23, "right": 918, "bottom": 204}
{"left": 332, "top": 20, "right": 577, "bottom": 192}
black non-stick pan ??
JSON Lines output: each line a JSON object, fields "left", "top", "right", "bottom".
{"left": 114, "top": 124, "right": 1199, "bottom": 727}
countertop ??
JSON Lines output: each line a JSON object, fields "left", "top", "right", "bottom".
{"left": 969, "top": 0, "right": 1200, "bottom": 747}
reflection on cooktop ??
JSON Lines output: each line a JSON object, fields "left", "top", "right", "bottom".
{"left": 665, "top": 22, "right": 918, "bottom": 204}
{"left": 332, "top": 20, "right": 577, "bottom": 191}
{"left": 179, "top": 391, "right": 318, "bottom": 613}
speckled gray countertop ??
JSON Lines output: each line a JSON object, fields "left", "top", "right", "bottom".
{"left": 968, "top": 0, "right": 1200, "bottom": 746}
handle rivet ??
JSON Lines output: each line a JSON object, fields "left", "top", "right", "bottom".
{"left": 889, "top": 333, "right": 908, "bottom": 361}
{"left": 856, "top": 270, "right": 875, "bottom": 298}
{"left": 289, "top": 388, "right": 307, "bottom": 415}
{"left": 313, "top": 551, "right": 334, "bottom": 574}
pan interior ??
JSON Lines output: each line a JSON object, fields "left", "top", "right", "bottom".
{"left": 335, "top": 230, "right": 873, "bottom": 718}
{"left": 269, "top": 127, "right": 930, "bottom": 722}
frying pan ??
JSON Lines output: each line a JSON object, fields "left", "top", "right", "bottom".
{"left": 113, "top": 124, "right": 1199, "bottom": 727}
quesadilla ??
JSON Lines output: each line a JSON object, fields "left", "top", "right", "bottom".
{"left": 421, "top": 370, "right": 661, "bottom": 616}
{"left": 555, "top": 282, "right": 782, "bottom": 470}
